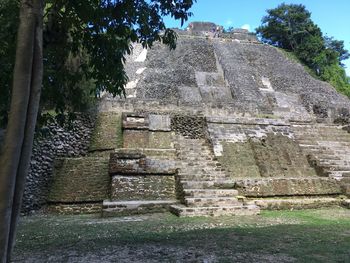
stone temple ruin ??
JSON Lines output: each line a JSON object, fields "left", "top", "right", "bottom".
{"left": 47, "top": 22, "right": 350, "bottom": 216}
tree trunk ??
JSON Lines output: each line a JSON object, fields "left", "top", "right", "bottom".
{"left": 0, "top": 1, "right": 43, "bottom": 262}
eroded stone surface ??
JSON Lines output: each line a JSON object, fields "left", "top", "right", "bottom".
{"left": 109, "top": 152, "right": 176, "bottom": 176}
{"left": 111, "top": 176, "right": 176, "bottom": 200}
{"left": 48, "top": 157, "right": 109, "bottom": 203}
{"left": 43, "top": 24, "right": 350, "bottom": 216}
{"left": 234, "top": 178, "right": 342, "bottom": 197}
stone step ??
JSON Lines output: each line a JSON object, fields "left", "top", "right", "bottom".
{"left": 178, "top": 175, "right": 229, "bottom": 181}
{"left": 328, "top": 171, "right": 350, "bottom": 177}
{"left": 304, "top": 151, "right": 336, "bottom": 158}
{"left": 177, "top": 149, "right": 212, "bottom": 153}
{"left": 322, "top": 165, "right": 350, "bottom": 171}
{"left": 178, "top": 170, "right": 227, "bottom": 175}
{"left": 177, "top": 161, "right": 222, "bottom": 167}
{"left": 319, "top": 162, "right": 350, "bottom": 168}
{"left": 178, "top": 168, "right": 226, "bottom": 174}
{"left": 312, "top": 154, "right": 341, "bottom": 161}
{"left": 333, "top": 150, "right": 350, "bottom": 155}
{"left": 297, "top": 138, "right": 350, "bottom": 143}
{"left": 177, "top": 152, "right": 213, "bottom": 156}
{"left": 177, "top": 144, "right": 208, "bottom": 149}
{"left": 177, "top": 151, "right": 210, "bottom": 155}
{"left": 299, "top": 147, "right": 333, "bottom": 153}
{"left": 177, "top": 147, "right": 209, "bottom": 150}
{"left": 177, "top": 161, "right": 222, "bottom": 166}
{"left": 318, "top": 159, "right": 350, "bottom": 165}
{"left": 169, "top": 204, "right": 260, "bottom": 217}
{"left": 181, "top": 180, "right": 235, "bottom": 189}
{"left": 321, "top": 153, "right": 350, "bottom": 158}
{"left": 183, "top": 189, "right": 239, "bottom": 197}
{"left": 176, "top": 137, "right": 206, "bottom": 142}
{"left": 296, "top": 131, "right": 350, "bottom": 136}
{"left": 184, "top": 197, "right": 240, "bottom": 207}
{"left": 177, "top": 168, "right": 226, "bottom": 175}
{"left": 251, "top": 197, "right": 343, "bottom": 210}
{"left": 298, "top": 144, "right": 331, "bottom": 150}
{"left": 102, "top": 200, "right": 178, "bottom": 217}
{"left": 177, "top": 156, "right": 216, "bottom": 161}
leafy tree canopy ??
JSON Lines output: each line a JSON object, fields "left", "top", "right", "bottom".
{"left": 256, "top": 3, "right": 321, "bottom": 50}
{"left": 324, "top": 36, "right": 350, "bottom": 66}
{"left": 256, "top": 3, "right": 350, "bottom": 97}
{"left": 0, "top": 0, "right": 195, "bottom": 127}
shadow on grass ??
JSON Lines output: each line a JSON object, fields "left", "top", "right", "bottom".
{"left": 13, "top": 209, "right": 350, "bottom": 263}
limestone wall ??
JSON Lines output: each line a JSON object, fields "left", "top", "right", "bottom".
{"left": 207, "top": 117, "right": 316, "bottom": 179}
{"left": 101, "top": 34, "right": 350, "bottom": 122}
{"left": 234, "top": 178, "right": 342, "bottom": 197}
{"left": 48, "top": 157, "right": 110, "bottom": 203}
{"left": 111, "top": 175, "right": 175, "bottom": 201}
{"left": 37, "top": 25, "right": 350, "bottom": 215}
{"left": 171, "top": 115, "right": 206, "bottom": 139}
{"left": 44, "top": 112, "right": 123, "bottom": 214}
{"left": 108, "top": 150, "right": 177, "bottom": 213}
{"left": 22, "top": 114, "right": 95, "bottom": 214}
{"left": 89, "top": 112, "right": 123, "bottom": 152}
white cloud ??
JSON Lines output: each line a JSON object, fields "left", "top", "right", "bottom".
{"left": 241, "top": 24, "right": 251, "bottom": 31}
{"left": 226, "top": 19, "right": 233, "bottom": 26}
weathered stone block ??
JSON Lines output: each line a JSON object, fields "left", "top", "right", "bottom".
{"left": 234, "top": 178, "right": 342, "bottom": 197}
{"left": 111, "top": 175, "right": 176, "bottom": 200}
{"left": 178, "top": 86, "right": 202, "bottom": 105}
{"left": 253, "top": 197, "right": 341, "bottom": 210}
{"left": 109, "top": 152, "right": 176, "bottom": 175}
{"left": 47, "top": 203, "right": 102, "bottom": 215}
{"left": 218, "top": 142, "right": 260, "bottom": 178}
{"left": 148, "top": 132, "right": 173, "bottom": 149}
{"left": 123, "top": 130, "right": 149, "bottom": 148}
{"left": 48, "top": 157, "right": 109, "bottom": 203}
{"left": 89, "top": 112, "right": 122, "bottom": 151}
{"left": 250, "top": 134, "right": 316, "bottom": 178}
{"left": 171, "top": 115, "right": 206, "bottom": 139}
{"left": 149, "top": 114, "right": 171, "bottom": 131}
{"left": 122, "top": 112, "right": 149, "bottom": 130}
{"left": 103, "top": 200, "right": 177, "bottom": 216}
{"left": 115, "top": 148, "right": 176, "bottom": 159}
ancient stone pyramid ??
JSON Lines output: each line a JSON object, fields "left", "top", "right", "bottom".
{"left": 48, "top": 22, "right": 350, "bottom": 216}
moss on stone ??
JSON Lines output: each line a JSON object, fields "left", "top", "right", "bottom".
{"left": 148, "top": 132, "right": 173, "bottom": 149}
{"left": 48, "top": 157, "right": 110, "bottom": 202}
{"left": 250, "top": 134, "right": 316, "bottom": 178}
{"left": 123, "top": 130, "right": 149, "bottom": 148}
{"left": 218, "top": 141, "right": 261, "bottom": 178}
{"left": 235, "top": 178, "right": 342, "bottom": 197}
{"left": 89, "top": 112, "right": 123, "bottom": 151}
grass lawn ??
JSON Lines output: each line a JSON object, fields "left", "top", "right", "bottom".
{"left": 12, "top": 208, "right": 350, "bottom": 262}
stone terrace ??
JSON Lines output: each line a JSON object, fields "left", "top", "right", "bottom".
{"left": 47, "top": 23, "right": 350, "bottom": 217}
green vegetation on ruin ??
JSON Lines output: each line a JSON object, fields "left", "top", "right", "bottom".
{"left": 257, "top": 3, "right": 350, "bottom": 99}
{"left": 13, "top": 208, "right": 350, "bottom": 262}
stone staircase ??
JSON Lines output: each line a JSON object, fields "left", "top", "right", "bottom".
{"left": 170, "top": 136, "right": 260, "bottom": 216}
{"left": 293, "top": 123, "right": 350, "bottom": 194}
{"left": 293, "top": 124, "right": 350, "bottom": 178}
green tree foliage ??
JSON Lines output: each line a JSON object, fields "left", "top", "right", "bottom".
{"left": 324, "top": 36, "right": 350, "bottom": 66}
{"left": 0, "top": 0, "right": 195, "bottom": 127}
{"left": 0, "top": 1, "right": 195, "bottom": 261}
{"left": 256, "top": 3, "right": 350, "bottom": 97}
{"left": 256, "top": 4, "right": 321, "bottom": 51}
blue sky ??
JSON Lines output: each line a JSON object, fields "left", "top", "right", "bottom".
{"left": 164, "top": 0, "right": 350, "bottom": 76}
